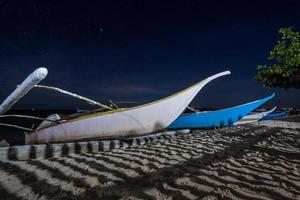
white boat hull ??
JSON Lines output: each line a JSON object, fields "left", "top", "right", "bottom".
{"left": 234, "top": 106, "right": 276, "bottom": 125}
{"left": 26, "top": 71, "right": 230, "bottom": 144}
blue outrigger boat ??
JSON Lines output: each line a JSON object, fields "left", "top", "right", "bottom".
{"left": 169, "top": 93, "right": 275, "bottom": 129}
{"left": 261, "top": 111, "right": 288, "bottom": 121}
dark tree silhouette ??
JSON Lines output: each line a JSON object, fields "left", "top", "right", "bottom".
{"left": 255, "top": 27, "right": 300, "bottom": 89}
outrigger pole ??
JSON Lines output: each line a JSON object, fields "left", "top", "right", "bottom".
{"left": 0, "top": 67, "right": 48, "bottom": 114}
{"left": 33, "top": 85, "right": 113, "bottom": 110}
{"left": 0, "top": 114, "right": 59, "bottom": 123}
{"left": 0, "top": 123, "right": 33, "bottom": 132}
{"left": 0, "top": 114, "right": 60, "bottom": 131}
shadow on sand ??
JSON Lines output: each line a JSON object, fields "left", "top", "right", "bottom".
{"left": 0, "top": 125, "right": 300, "bottom": 199}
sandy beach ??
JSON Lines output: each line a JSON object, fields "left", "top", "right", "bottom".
{"left": 0, "top": 121, "right": 299, "bottom": 200}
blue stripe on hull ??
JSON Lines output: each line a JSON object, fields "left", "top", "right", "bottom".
{"left": 169, "top": 93, "right": 275, "bottom": 129}
{"left": 261, "top": 112, "right": 288, "bottom": 121}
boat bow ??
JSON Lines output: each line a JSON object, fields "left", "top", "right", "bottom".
{"left": 235, "top": 106, "right": 277, "bottom": 125}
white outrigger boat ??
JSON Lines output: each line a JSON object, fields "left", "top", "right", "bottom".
{"left": 0, "top": 68, "right": 231, "bottom": 144}
{"left": 234, "top": 106, "right": 277, "bottom": 125}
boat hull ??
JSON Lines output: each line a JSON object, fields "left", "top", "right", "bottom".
{"left": 26, "top": 71, "right": 230, "bottom": 144}
{"left": 234, "top": 106, "right": 276, "bottom": 125}
{"left": 261, "top": 111, "right": 288, "bottom": 121}
{"left": 169, "top": 93, "right": 275, "bottom": 129}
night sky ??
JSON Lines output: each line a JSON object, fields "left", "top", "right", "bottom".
{"left": 0, "top": 0, "right": 299, "bottom": 110}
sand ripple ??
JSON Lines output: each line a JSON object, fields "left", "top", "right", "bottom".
{"left": 0, "top": 124, "right": 299, "bottom": 199}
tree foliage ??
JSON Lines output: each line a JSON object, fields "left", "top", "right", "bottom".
{"left": 255, "top": 27, "right": 300, "bottom": 89}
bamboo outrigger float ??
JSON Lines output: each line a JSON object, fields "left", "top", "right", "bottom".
{"left": 25, "top": 71, "right": 231, "bottom": 144}
{"left": 0, "top": 67, "right": 48, "bottom": 131}
{"left": 0, "top": 67, "right": 48, "bottom": 114}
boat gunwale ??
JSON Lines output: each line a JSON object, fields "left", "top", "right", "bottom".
{"left": 177, "top": 93, "right": 275, "bottom": 117}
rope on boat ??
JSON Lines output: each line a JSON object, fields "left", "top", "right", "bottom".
{"left": 33, "top": 84, "right": 113, "bottom": 110}
{"left": 0, "top": 123, "right": 33, "bottom": 132}
{"left": 109, "top": 99, "right": 119, "bottom": 109}
{"left": 0, "top": 114, "right": 59, "bottom": 123}
{"left": 187, "top": 106, "right": 199, "bottom": 113}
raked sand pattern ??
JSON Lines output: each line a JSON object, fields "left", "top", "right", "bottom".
{"left": 0, "top": 123, "right": 300, "bottom": 199}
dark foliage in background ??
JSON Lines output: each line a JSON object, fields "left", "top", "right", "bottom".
{"left": 256, "top": 27, "right": 300, "bottom": 89}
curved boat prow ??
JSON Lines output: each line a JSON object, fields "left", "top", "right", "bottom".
{"left": 199, "top": 71, "right": 231, "bottom": 86}
{"left": 174, "top": 70, "right": 231, "bottom": 107}
{"left": 161, "top": 70, "right": 232, "bottom": 124}
{"left": 266, "top": 106, "right": 277, "bottom": 115}
{"left": 261, "top": 108, "right": 289, "bottom": 121}
{"left": 182, "top": 70, "right": 231, "bottom": 98}
{"left": 260, "top": 93, "right": 275, "bottom": 103}
{"left": 235, "top": 107, "right": 275, "bottom": 125}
